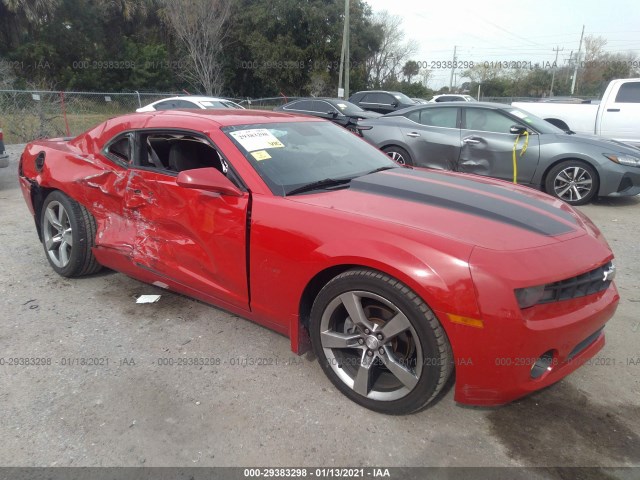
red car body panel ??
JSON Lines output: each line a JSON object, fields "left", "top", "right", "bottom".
{"left": 18, "top": 110, "right": 619, "bottom": 406}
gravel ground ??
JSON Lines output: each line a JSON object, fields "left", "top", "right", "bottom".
{"left": 0, "top": 143, "right": 638, "bottom": 473}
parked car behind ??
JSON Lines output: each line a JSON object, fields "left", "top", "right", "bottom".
{"left": 512, "top": 78, "right": 640, "bottom": 147}
{"left": 348, "top": 90, "right": 416, "bottom": 114}
{"left": 136, "top": 96, "right": 244, "bottom": 112}
{"left": 274, "top": 98, "right": 381, "bottom": 130}
{"left": 0, "top": 128, "right": 8, "bottom": 168}
{"left": 357, "top": 102, "right": 640, "bottom": 205}
{"left": 429, "top": 94, "right": 477, "bottom": 103}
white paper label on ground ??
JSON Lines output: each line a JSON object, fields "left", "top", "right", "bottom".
{"left": 136, "top": 294, "right": 161, "bottom": 304}
{"left": 229, "top": 129, "right": 285, "bottom": 151}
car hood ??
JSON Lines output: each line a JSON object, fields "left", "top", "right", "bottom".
{"left": 289, "top": 168, "right": 596, "bottom": 251}
{"left": 546, "top": 132, "right": 640, "bottom": 154}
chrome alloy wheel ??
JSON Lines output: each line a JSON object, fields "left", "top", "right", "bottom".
{"left": 386, "top": 150, "right": 406, "bottom": 165}
{"left": 319, "top": 290, "right": 423, "bottom": 401}
{"left": 553, "top": 166, "right": 593, "bottom": 203}
{"left": 43, "top": 201, "right": 73, "bottom": 268}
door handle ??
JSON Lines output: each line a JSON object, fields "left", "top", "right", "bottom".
{"left": 462, "top": 137, "right": 480, "bottom": 145}
{"left": 406, "top": 132, "right": 421, "bottom": 138}
{"left": 607, "top": 108, "right": 620, "bottom": 112}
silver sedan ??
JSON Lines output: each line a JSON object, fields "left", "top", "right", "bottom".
{"left": 358, "top": 102, "right": 640, "bottom": 205}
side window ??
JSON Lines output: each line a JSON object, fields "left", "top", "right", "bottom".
{"left": 153, "top": 101, "right": 175, "bottom": 111}
{"left": 138, "top": 132, "right": 228, "bottom": 176}
{"left": 362, "top": 93, "right": 390, "bottom": 104}
{"left": 407, "top": 108, "right": 457, "bottom": 128}
{"left": 306, "top": 100, "right": 324, "bottom": 113}
{"left": 104, "top": 134, "right": 132, "bottom": 165}
{"left": 173, "top": 100, "right": 198, "bottom": 109}
{"left": 376, "top": 93, "right": 394, "bottom": 104}
{"left": 614, "top": 82, "right": 640, "bottom": 103}
{"left": 287, "top": 100, "right": 314, "bottom": 111}
{"left": 283, "top": 100, "right": 303, "bottom": 111}
{"left": 465, "top": 108, "right": 517, "bottom": 133}
{"left": 314, "top": 101, "right": 338, "bottom": 114}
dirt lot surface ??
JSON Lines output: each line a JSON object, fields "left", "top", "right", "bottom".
{"left": 1, "top": 144, "right": 639, "bottom": 474}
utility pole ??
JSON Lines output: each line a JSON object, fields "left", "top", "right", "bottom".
{"left": 345, "top": 0, "right": 350, "bottom": 99}
{"left": 448, "top": 45, "right": 457, "bottom": 90}
{"left": 550, "top": 46, "right": 564, "bottom": 97}
{"left": 571, "top": 25, "right": 584, "bottom": 95}
{"left": 337, "top": 0, "right": 350, "bottom": 98}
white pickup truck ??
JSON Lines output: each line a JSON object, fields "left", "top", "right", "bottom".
{"left": 512, "top": 78, "right": 640, "bottom": 147}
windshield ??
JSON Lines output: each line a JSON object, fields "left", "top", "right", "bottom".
{"left": 391, "top": 92, "right": 415, "bottom": 104}
{"left": 223, "top": 121, "right": 398, "bottom": 195}
{"left": 334, "top": 101, "right": 367, "bottom": 115}
{"left": 504, "top": 107, "right": 565, "bottom": 134}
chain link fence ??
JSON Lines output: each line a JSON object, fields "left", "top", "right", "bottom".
{"left": 2, "top": 89, "right": 567, "bottom": 144}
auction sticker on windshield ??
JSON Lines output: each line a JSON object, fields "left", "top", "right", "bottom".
{"left": 229, "top": 129, "right": 284, "bottom": 151}
{"left": 251, "top": 150, "right": 272, "bottom": 161}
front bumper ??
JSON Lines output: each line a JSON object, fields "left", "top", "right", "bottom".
{"left": 441, "top": 234, "right": 619, "bottom": 406}
{"left": 439, "top": 286, "right": 617, "bottom": 406}
{"left": 599, "top": 162, "right": 640, "bottom": 197}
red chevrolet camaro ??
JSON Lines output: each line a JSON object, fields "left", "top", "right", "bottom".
{"left": 18, "top": 109, "right": 619, "bottom": 414}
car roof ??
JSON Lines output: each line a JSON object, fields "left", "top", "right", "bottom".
{"left": 153, "top": 96, "right": 233, "bottom": 103}
{"left": 352, "top": 90, "right": 406, "bottom": 95}
{"left": 132, "top": 108, "right": 324, "bottom": 126}
{"left": 282, "top": 97, "right": 356, "bottom": 105}
{"left": 390, "top": 101, "right": 509, "bottom": 115}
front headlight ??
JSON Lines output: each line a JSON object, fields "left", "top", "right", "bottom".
{"left": 603, "top": 153, "right": 640, "bottom": 167}
{"left": 514, "top": 285, "right": 545, "bottom": 309}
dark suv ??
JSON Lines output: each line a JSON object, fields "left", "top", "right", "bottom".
{"left": 348, "top": 90, "right": 416, "bottom": 114}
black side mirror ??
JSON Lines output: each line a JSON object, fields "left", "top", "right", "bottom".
{"left": 328, "top": 110, "right": 338, "bottom": 118}
{"left": 391, "top": 102, "right": 398, "bottom": 107}
{"left": 510, "top": 125, "right": 528, "bottom": 135}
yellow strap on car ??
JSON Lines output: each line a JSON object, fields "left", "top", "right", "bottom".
{"left": 512, "top": 131, "right": 529, "bottom": 184}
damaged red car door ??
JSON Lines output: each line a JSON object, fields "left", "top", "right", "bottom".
{"left": 121, "top": 149, "right": 250, "bottom": 311}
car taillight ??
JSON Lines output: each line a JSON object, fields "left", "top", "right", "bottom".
{"left": 0, "top": 128, "right": 4, "bottom": 142}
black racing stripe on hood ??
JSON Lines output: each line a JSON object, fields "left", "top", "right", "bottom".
{"left": 351, "top": 170, "right": 575, "bottom": 236}
{"left": 406, "top": 169, "right": 579, "bottom": 225}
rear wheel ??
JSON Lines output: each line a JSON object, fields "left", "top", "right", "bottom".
{"left": 545, "top": 160, "right": 599, "bottom": 205}
{"left": 41, "top": 191, "right": 102, "bottom": 277}
{"left": 310, "top": 269, "right": 453, "bottom": 414}
{"left": 383, "top": 146, "right": 413, "bottom": 166}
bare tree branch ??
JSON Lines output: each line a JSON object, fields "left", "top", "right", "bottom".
{"left": 160, "top": 0, "right": 231, "bottom": 95}
{"left": 365, "top": 12, "right": 416, "bottom": 88}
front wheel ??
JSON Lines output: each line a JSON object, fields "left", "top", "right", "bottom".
{"left": 41, "top": 191, "right": 102, "bottom": 277}
{"left": 310, "top": 269, "right": 453, "bottom": 414}
{"left": 383, "top": 146, "right": 413, "bottom": 166}
{"left": 545, "top": 160, "right": 599, "bottom": 205}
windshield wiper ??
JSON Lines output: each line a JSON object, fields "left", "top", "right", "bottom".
{"left": 286, "top": 177, "right": 353, "bottom": 196}
{"left": 366, "top": 166, "right": 399, "bottom": 175}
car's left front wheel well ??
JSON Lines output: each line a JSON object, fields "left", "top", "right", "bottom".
{"left": 299, "top": 265, "right": 360, "bottom": 329}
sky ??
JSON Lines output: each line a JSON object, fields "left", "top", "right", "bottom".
{"left": 365, "top": 0, "right": 640, "bottom": 88}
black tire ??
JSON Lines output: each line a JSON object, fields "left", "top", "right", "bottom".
{"left": 40, "top": 191, "right": 102, "bottom": 277}
{"left": 544, "top": 160, "right": 599, "bottom": 205}
{"left": 383, "top": 146, "right": 413, "bottom": 166}
{"left": 310, "top": 269, "right": 453, "bottom": 415}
